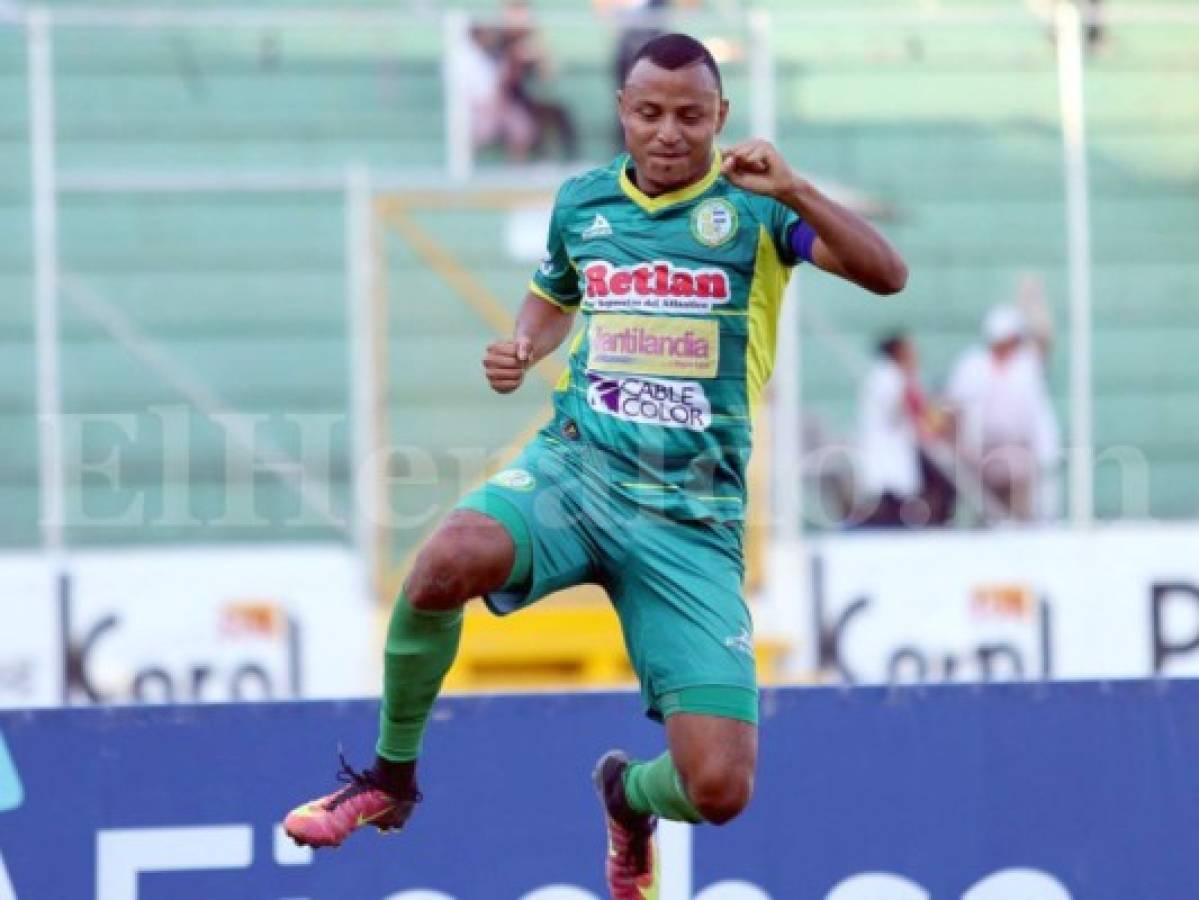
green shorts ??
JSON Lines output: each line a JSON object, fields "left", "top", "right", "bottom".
{"left": 457, "top": 433, "right": 758, "bottom": 725}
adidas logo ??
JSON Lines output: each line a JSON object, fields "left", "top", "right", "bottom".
{"left": 582, "top": 214, "right": 613, "bottom": 240}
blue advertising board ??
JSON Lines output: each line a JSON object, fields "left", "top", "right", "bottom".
{"left": 1, "top": 681, "right": 1197, "bottom": 899}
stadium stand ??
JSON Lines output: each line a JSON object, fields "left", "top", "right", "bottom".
{"left": 0, "top": 1, "right": 1196, "bottom": 562}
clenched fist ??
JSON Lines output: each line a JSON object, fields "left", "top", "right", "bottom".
{"left": 483, "top": 337, "right": 533, "bottom": 394}
{"left": 720, "top": 139, "right": 801, "bottom": 202}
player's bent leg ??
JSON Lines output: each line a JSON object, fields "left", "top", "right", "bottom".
{"left": 285, "top": 510, "right": 522, "bottom": 849}
{"left": 612, "top": 710, "right": 756, "bottom": 831}
{"left": 665, "top": 711, "right": 757, "bottom": 825}
{"left": 593, "top": 710, "right": 756, "bottom": 899}
{"left": 610, "top": 515, "right": 759, "bottom": 829}
{"left": 376, "top": 509, "right": 518, "bottom": 767}
{"left": 593, "top": 707, "right": 756, "bottom": 899}
{"left": 404, "top": 509, "right": 521, "bottom": 611}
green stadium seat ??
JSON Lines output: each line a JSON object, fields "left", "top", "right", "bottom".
{"left": 0, "top": 6, "right": 1197, "bottom": 546}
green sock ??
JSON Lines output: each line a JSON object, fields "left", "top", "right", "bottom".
{"left": 622, "top": 752, "right": 703, "bottom": 824}
{"left": 375, "top": 590, "right": 463, "bottom": 763}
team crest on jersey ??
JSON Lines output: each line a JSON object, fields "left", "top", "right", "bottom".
{"left": 489, "top": 468, "right": 536, "bottom": 492}
{"left": 690, "top": 198, "right": 738, "bottom": 248}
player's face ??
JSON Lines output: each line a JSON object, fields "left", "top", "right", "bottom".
{"left": 618, "top": 59, "right": 729, "bottom": 195}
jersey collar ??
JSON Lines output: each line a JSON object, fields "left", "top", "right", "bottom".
{"left": 619, "top": 150, "right": 722, "bottom": 214}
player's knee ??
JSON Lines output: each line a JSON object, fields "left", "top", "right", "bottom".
{"left": 406, "top": 531, "right": 471, "bottom": 610}
{"left": 406, "top": 516, "right": 512, "bottom": 611}
{"left": 686, "top": 764, "right": 754, "bottom": 825}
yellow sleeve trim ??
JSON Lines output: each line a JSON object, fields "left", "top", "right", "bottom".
{"left": 744, "top": 224, "right": 793, "bottom": 408}
{"left": 528, "top": 280, "right": 579, "bottom": 312}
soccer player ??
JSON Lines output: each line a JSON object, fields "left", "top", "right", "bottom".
{"left": 285, "top": 32, "right": 906, "bottom": 898}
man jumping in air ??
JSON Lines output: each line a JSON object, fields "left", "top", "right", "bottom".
{"left": 285, "top": 32, "right": 906, "bottom": 899}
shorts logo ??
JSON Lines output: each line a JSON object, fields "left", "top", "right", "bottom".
{"left": 582, "top": 260, "right": 730, "bottom": 314}
{"left": 588, "top": 315, "right": 719, "bottom": 379}
{"left": 489, "top": 469, "right": 536, "bottom": 492}
{"left": 586, "top": 373, "right": 711, "bottom": 431}
{"left": 690, "top": 198, "right": 738, "bottom": 248}
{"left": 538, "top": 252, "right": 559, "bottom": 278}
{"left": 724, "top": 628, "right": 755, "bottom": 658}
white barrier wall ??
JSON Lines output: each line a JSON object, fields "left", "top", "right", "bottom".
{"left": 5, "top": 525, "right": 1199, "bottom": 708}
{"left": 0, "top": 545, "right": 372, "bottom": 708}
{"left": 810, "top": 523, "right": 1199, "bottom": 684}
{"left": 0, "top": 557, "right": 59, "bottom": 707}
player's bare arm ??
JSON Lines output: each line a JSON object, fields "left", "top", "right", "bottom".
{"left": 483, "top": 292, "right": 575, "bottom": 394}
{"left": 721, "top": 139, "right": 908, "bottom": 295}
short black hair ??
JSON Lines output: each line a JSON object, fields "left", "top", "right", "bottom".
{"left": 877, "top": 332, "right": 909, "bottom": 360}
{"left": 623, "top": 33, "right": 723, "bottom": 97}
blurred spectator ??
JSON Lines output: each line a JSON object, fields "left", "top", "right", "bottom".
{"left": 856, "top": 333, "right": 955, "bottom": 527}
{"left": 1033, "top": 0, "right": 1107, "bottom": 56}
{"left": 946, "top": 301, "right": 1061, "bottom": 523}
{"left": 595, "top": 0, "right": 710, "bottom": 151}
{"left": 497, "top": 0, "right": 579, "bottom": 160}
{"left": 599, "top": 0, "right": 670, "bottom": 82}
{"left": 595, "top": 0, "right": 670, "bottom": 152}
{"left": 463, "top": 23, "right": 537, "bottom": 161}
{"left": 1084, "top": 0, "right": 1107, "bottom": 54}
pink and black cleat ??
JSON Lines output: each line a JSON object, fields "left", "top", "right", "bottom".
{"left": 593, "top": 749, "right": 660, "bottom": 900}
{"left": 284, "top": 754, "right": 419, "bottom": 849}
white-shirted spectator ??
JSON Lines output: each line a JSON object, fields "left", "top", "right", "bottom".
{"left": 858, "top": 334, "right": 922, "bottom": 525}
{"left": 460, "top": 24, "right": 536, "bottom": 160}
{"left": 946, "top": 305, "right": 1061, "bottom": 522}
{"left": 856, "top": 333, "right": 956, "bottom": 527}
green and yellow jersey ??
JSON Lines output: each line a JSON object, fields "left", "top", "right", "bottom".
{"left": 530, "top": 151, "right": 802, "bottom": 522}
